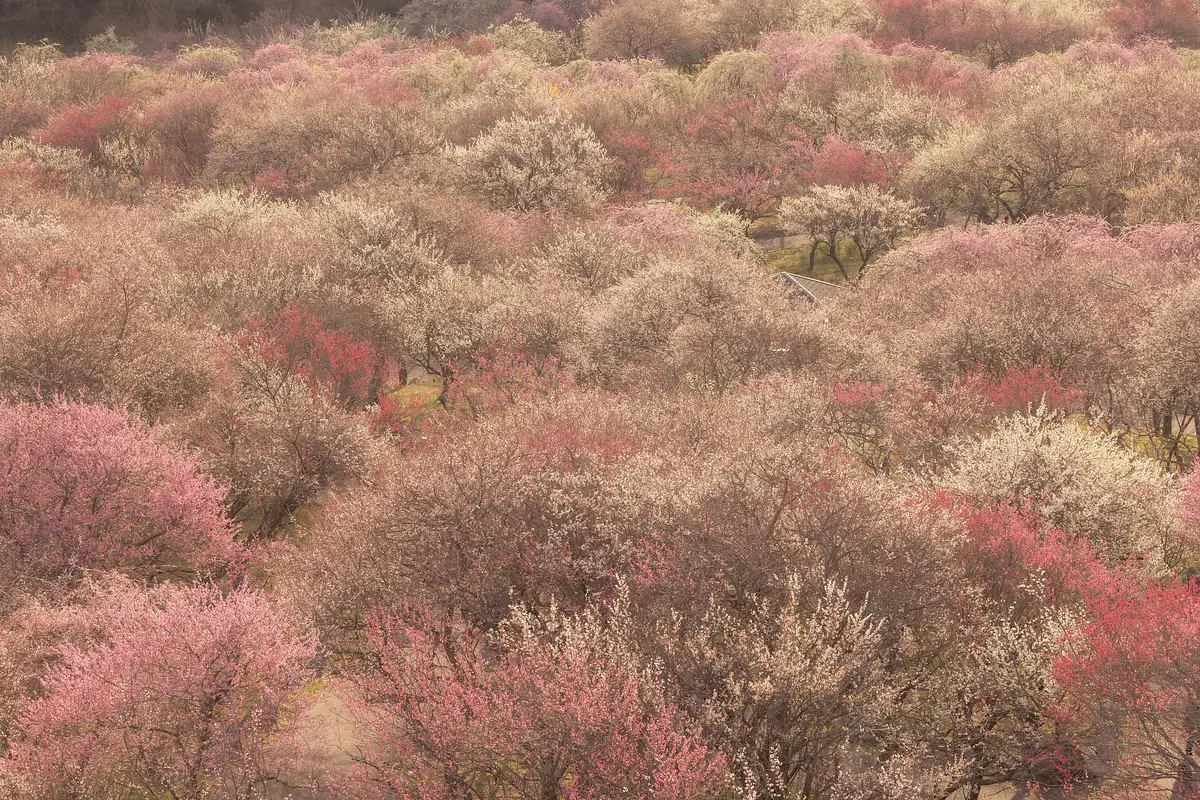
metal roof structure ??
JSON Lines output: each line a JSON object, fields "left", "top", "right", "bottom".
{"left": 775, "top": 272, "right": 843, "bottom": 304}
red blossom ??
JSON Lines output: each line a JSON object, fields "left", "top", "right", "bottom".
{"left": 232, "top": 304, "right": 382, "bottom": 407}
{"left": 961, "top": 363, "right": 1088, "bottom": 414}
{"left": 34, "top": 96, "right": 138, "bottom": 158}
{"left": 807, "top": 136, "right": 890, "bottom": 187}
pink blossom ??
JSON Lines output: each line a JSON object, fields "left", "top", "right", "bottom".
{"left": 0, "top": 400, "right": 243, "bottom": 587}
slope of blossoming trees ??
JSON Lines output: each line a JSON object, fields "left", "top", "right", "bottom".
{"left": 0, "top": 2, "right": 1199, "bottom": 799}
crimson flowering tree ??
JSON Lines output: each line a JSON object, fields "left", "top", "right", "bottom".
{"left": 0, "top": 401, "right": 243, "bottom": 594}
{"left": 347, "top": 606, "right": 729, "bottom": 800}
{"left": 805, "top": 136, "right": 889, "bottom": 187}
{"left": 957, "top": 501, "right": 1113, "bottom": 612}
{"left": 33, "top": 95, "right": 138, "bottom": 159}
{"left": 1053, "top": 576, "right": 1200, "bottom": 794}
{"left": 231, "top": 303, "right": 384, "bottom": 408}
{"left": 602, "top": 127, "right": 671, "bottom": 202}
{"left": 3, "top": 578, "right": 317, "bottom": 800}
{"left": 959, "top": 363, "right": 1087, "bottom": 416}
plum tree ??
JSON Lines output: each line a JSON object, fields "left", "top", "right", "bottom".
{"left": 872, "top": 0, "right": 1102, "bottom": 65}
{"left": 778, "top": 184, "right": 922, "bottom": 280}
{"left": 1107, "top": 0, "right": 1200, "bottom": 46}
{"left": 945, "top": 407, "right": 1178, "bottom": 570}
{"left": 346, "top": 604, "right": 729, "bottom": 800}
{"left": 2, "top": 578, "right": 317, "bottom": 800}
{"left": 583, "top": 0, "right": 713, "bottom": 66}
{"left": 0, "top": 401, "right": 242, "bottom": 597}
{"left": 666, "top": 100, "right": 815, "bottom": 219}
{"left": 451, "top": 114, "right": 613, "bottom": 213}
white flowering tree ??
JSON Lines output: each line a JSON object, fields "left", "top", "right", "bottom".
{"left": 945, "top": 406, "right": 1178, "bottom": 570}
{"left": 659, "top": 578, "right": 919, "bottom": 800}
{"left": 452, "top": 115, "right": 613, "bottom": 213}
{"left": 779, "top": 185, "right": 922, "bottom": 282}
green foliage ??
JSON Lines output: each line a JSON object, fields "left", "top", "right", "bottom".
{"left": 487, "top": 15, "right": 575, "bottom": 66}
{"left": 84, "top": 26, "right": 137, "bottom": 55}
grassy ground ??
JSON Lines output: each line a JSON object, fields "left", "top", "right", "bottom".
{"left": 1088, "top": 421, "right": 1199, "bottom": 470}
{"left": 763, "top": 245, "right": 863, "bottom": 285}
{"left": 746, "top": 215, "right": 782, "bottom": 237}
{"left": 748, "top": 214, "right": 863, "bottom": 284}
{"left": 389, "top": 380, "right": 442, "bottom": 409}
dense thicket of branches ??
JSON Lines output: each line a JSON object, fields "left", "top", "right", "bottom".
{"left": 0, "top": 3, "right": 1199, "bottom": 800}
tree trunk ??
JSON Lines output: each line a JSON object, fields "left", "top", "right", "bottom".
{"left": 436, "top": 362, "right": 456, "bottom": 409}
{"left": 856, "top": 252, "right": 872, "bottom": 282}
{"left": 826, "top": 244, "right": 849, "bottom": 282}
{"left": 366, "top": 351, "right": 388, "bottom": 405}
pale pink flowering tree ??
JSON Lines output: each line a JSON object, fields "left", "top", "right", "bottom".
{"left": 4, "top": 578, "right": 318, "bottom": 800}
{"left": 0, "top": 401, "right": 243, "bottom": 594}
{"left": 347, "top": 606, "right": 730, "bottom": 800}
